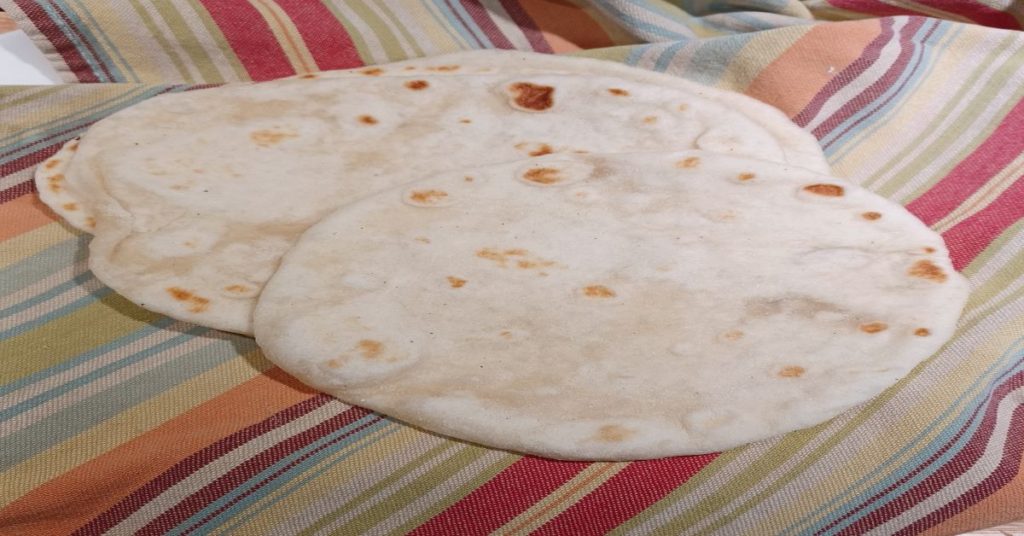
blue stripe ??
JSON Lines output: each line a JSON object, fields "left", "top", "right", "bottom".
{"left": 592, "top": 0, "right": 692, "bottom": 41}
{"left": 654, "top": 41, "right": 690, "bottom": 72}
{"left": 174, "top": 414, "right": 394, "bottom": 535}
{"left": 788, "top": 336, "right": 1024, "bottom": 535}
{"left": 433, "top": 0, "right": 492, "bottom": 49}
{"left": 0, "top": 266, "right": 95, "bottom": 320}
{"left": 69, "top": 0, "right": 140, "bottom": 83}
{"left": 0, "top": 285, "right": 115, "bottom": 341}
{"left": 687, "top": 33, "right": 757, "bottom": 85}
{"left": 36, "top": 2, "right": 123, "bottom": 82}
{"left": 0, "top": 234, "right": 86, "bottom": 293}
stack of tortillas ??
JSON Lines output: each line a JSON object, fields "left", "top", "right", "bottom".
{"left": 36, "top": 50, "right": 968, "bottom": 460}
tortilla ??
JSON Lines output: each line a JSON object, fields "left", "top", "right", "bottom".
{"left": 253, "top": 151, "right": 968, "bottom": 460}
{"left": 35, "top": 51, "right": 829, "bottom": 334}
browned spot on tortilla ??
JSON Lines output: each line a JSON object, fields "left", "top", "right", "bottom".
{"left": 517, "top": 259, "right": 555, "bottom": 270}
{"left": 403, "top": 66, "right": 415, "bottom": 71}
{"left": 908, "top": 259, "right": 947, "bottom": 283}
{"left": 804, "top": 184, "right": 845, "bottom": 197}
{"left": 358, "top": 115, "right": 378, "bottom": 125}
{"left": 509, "top": 82, "right": 555, "bottom": 111}
{"left": 459, "top": 118, "right": 472, "bottom": 124}
{"left": 595, "top": 425, "right": 632, "bottom": 442}
{"left": 170, "top": 184, "right": 190, "bottom": 191}
{"left": 862, "top": 211, "right": 882, "bottom": 220}
{"left": 722, "top": 330, "right": 744, "bottom": 341}
{"left": 44, "top": 159, "right": 61, "bottom": 170}
{"left": 250, "top": 129, "right": 297, "bottom": 147}
{"left": 62, "top": 202, "right": 78, "bottom": 211}
{"left": 464, "top": 176, "right": 474, "bottom": 182}
{"left": 924, "top": 247, "right": 936, "bottom": 253}
{"left": 408, "top": 189, "right": 448, "bottom": 204}
{"left": 860, "top": 321, "right": 888, "bottom": 334}
{"left": 357, "top": 339, "right": 383, "bottom": 359}
{"left": 68, "top": 140, "right": 80, "bottom": 150}
{"left": 85, "top": 217, "right": 96, "bottom": 229}
{"left": 523, "top": 167, "right": 561, "bottom": 185}
{"left": 447, "top": 276, "right": 467, "bottom": 288}
{"left": 572, "top": 149, "right": 590, "bottom": 154}
{"left": 583, "top": 285, "right": 616, "bottom": 298}
{"left": 915, "top": 328, "right": 931, "bottom": 337}
{"left": 738, "top": 172, "right": 756, "bottom": 181}
{"left": 476, "top": 248, "right": 553, "bottom": 270}
{"left": 499, "top": 330, "right": 512, "bottom": 338}
{"left": 360, "top": 67, "right": 383, "bottom": 76}
{"left": 183, "top": 241, "right": 196, "bottom": 248}
{"left": 778, "top": 366, "right": 806, "bottom": 378}
{"left": 607, "top": 88, "right": 629, "bottom": 96}
{"left": 678, "top": 103, "right": 688, "bottom": 111}
{"left": 428, "top": 65, "right": 460, "bottom": 72}
{"left": 166, "top": 287, "right": 210, "bottom": 313}
{"left": 504, "top": 249, "right": 527, "bottom": 256}
{"left": 224, "top": 284, "right": 250, "bottom": 293}
{"left": 676, "top": 156, "right": 700, "bottom": 169}
{"left": 405, "top": 80, "right": 429, "bottom": 90}
{"left": 643, "top": 115, "right": 657, "bottom": 124}
{"left": 325, "top": 358, "right": 342, "bottom": 368}
{"left": 515, "top": 142, "right": 554, "bottom": 157}
{"left": 299, "top": 73, "right": 317, "bottom": 79}
{"left": 414, "top": 237, "right": 431, "bottom": 244}
{"left": 48, "top": 174, "right": 65, "bottom": 193}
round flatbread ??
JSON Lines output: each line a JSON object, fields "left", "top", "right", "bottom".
{"left": 254, "top": 151, "right": 968, "bottom": 460}
{"left": 35, "top": 51, "right": 828, "bottom": 334}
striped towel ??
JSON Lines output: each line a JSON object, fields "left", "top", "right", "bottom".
{"left": 1, "top": 1, "right": 1023, "bottom": 534}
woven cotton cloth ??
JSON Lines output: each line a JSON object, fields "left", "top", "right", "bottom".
{"left": 1, "top": 1, "right": 1023, "bottom": 534}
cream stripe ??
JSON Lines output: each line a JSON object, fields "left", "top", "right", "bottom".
{"left": 317, "top": 443, "right": 467, "bottom": 531}
{"left": 0, "top": 224, "right": 76, "bottom": 269}
{"left": 365, "top": 448, "right": 510, "bottom": 536}
{"left": 804, "top": 18, "right": 910, "bottom": 133}
{"left": 0, "top": 330, "right": 220, "bottom": 439}
{"left": 0, "top": 353, "right": 267, "bottom": 507}
{"left": 419, "top": 0, "right": 475, "bottom": 51}
{"left": 933, "top": 154, "right": 1024, "bottom": 232}
{"left": 360, "top": 1, "right": 418, "bottom": 59}
{"left": 175, "top": 1, "right": 239, "bottom": 82}
{"left": 110, "top": 400, "right": 348, "bottom": 534}
{"left": 874, "top": 384, "right": 1024, "bottom": 534}
{"left": 270, "top": 429, "right": 447, "bottom": 535}
{"left": 479, "top": 0, "right": 534, "bottom": 50}
{"left": 0, "top": 322, "right": 193, "bottom": 412}
{"left": 0, "top": 270, "right": 104, "bottom": 334}
{"left": 826, "top": 25, "right": 973, "bottom": 185}
{"left": 0, "top": 257, "right": 84, "bottom": 311}
{"left": 131, "top": 0, "right": 203, "bottom": 83}
{"left": 331, "top": 2, "right": 391, "bottom": 65}
{"left": 384, "top": 0, "right": 457, "bottom": 55}
{"left": 249, "top": 0, "right": 317, "bottom": 73}
{"left": 500, "top": 463, "right": 625, "bottom": 535}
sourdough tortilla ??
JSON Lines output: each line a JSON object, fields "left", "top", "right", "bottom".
{"left": 254, "top": 151, "right": 968, "bottom": 460}
{"left": 35, "top": 52, "right": 828, "bottom": 334}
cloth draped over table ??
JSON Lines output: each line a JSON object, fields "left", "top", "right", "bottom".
{"left": 0, "top": 1, "right": 1022, "bottom": 534}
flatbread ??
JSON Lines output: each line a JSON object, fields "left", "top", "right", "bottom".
{"left": 254, "top": 151, "right": 969, "bottom": 460}
{"left": 35, "top": 52, "right": 829, "bottom": 334}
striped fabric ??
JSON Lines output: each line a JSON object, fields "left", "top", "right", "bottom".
{"left": 1, "top": 1, "right": 1023, "bottom": 534}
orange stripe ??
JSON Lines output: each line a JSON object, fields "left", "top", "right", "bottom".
{"left": 518, "top": 0, "right": 614, "bottom": 53}
{"left": 0, "top": 367, "right": 315, "bottom": 535}
{"left": 502, "top": 463, "right": 620, "bottom": 534}
{"left": 0, "top": 195, "right": 59, "bottom": 241}
{"left": 745, "top": 20, "right": 882, "bottom": 118}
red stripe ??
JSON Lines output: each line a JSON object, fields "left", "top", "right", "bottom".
{"left": 895, "top": 389, "right": 1024, "bottom": 535}
{"left": 916, "top": 1, "right": 1020, "bottom": 30}
{"left": 827, "top": 0, "right": 922, "bottom": 17}
{"left": 940, "top": 176, "right": 1024, "bottom": 271}
{"left": 820, "top": 20, "right": 937, "bottom": 150}
{"left": 812, "top": 17, "right": 927, "bottom": 140}
{"left": 459, "top": 0, "right": 516, "bottom": 49}
{"left": 907, "top": 96, "right": 1024, "bottom": 227}
{"left": 835, "top": 370, "right": 1024, "bottom": 535}
{"left": 195, "top": 0, "right": 296, "bottom": 80}
{"left": 497, "top": 0, "right": 553, "bottom": 53}
{"left": 140, "top": 404, "right": 372, "bottom": 534}
{"left": 271, "top": 0, "right": 364, "bottom": 71}
{"left": 792, "top": 18, "right": 893, "bottom": 129}
{"left": 535, "top": 454, "right": 718, "bottom": 535}
{"left": 12, "top": 1, "right": 101, "bottom": 82}
{"left": 409, "top": 457, "right": 589, "bottom": 535}
{"left": 73, "top": 394, "right": 330, "bottom": 535}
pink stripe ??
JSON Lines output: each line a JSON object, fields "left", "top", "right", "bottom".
{"left": 792, "top": 18, "right": 893, "bottom": 129}
{"left": 907, "top": 97, "right": 1024, "bottom": 226}
{"left": 458, "top": 0, "right": 515, "bottom": 49}
{"left": 941, "top": 176, "right": 1024, "bottom": 271}
{"left": 812, "top": 17, "right": 927, "bottom": 140}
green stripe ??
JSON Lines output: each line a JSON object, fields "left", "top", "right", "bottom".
{"left": 330, "top": 444, "right": 490, "bottom": 535}
{"left": 388, "top": 452, "right": 520, "bottom": 535}
{"left": 346, "top": 0, "right": 409, "bottom": 61}
{"left": 152, "top": 0, "right": 227, "bottom": 84}
{"left": 0, "top": 87, "right": 66, "bottom": 111}
{"left": 67, "top": 0, "right": 140, "bottom": 82}
{"left": 297, "top": 441, "right": 454, "bottom": 535}
{"left": 1, "top": 85, "right": 152, "bottom": 148}
{"left": 184, "top": 0, "right": 249, "bottom": 81}
{"left": 129, "top": 0, "right": 196, "bottom": 84}
{"left": 374, "top": 1, "right": 427, "bottom": 58}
